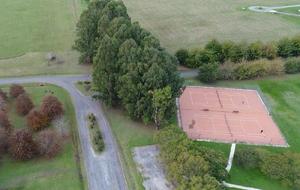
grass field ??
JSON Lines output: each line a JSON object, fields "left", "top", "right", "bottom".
{"left": 103, "top": 107, "right": 156, "bottom": 190}
{"left": 123, "top": 0, "right": 300, "bottom": 52}
{"left": 185, "top": 74, "right": 300, "bottom": 189}
{"left": 0, "top": 0, "right": 90, "bottom": 77}
{"left": 279, "top": 6, "right": 300, "bottom": 15}
{"left": 0, "top": 84, "right": 86, "bottom": 190}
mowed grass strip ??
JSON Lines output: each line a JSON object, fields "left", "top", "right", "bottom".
{"left": 185, "top": 74, "right": 300, "bottom": 189}
{"left": 104, "top": 107, "right": 156, "bottom": 190}
{"left": 0, "top": 84, "right": 86, "bottom": 190}
{"left": 123, "top": 0, "right": 300, "bottom": 52}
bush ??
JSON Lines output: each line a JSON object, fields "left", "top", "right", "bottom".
{"left": 284, "top": 58, "right": 300, "bottom": 74}
{"left": 0, "top": 89, "right": 7, "bottom": 100}
{"left": 217, "top": 62, "right": 235, "bottom": 80}
{"left": 262, "top": 43, "right": 277, "bottom": 60}
{"left": 8, "top": 129, "right": 37, "bottom": 160}
{"left": 244, "top": 41, "right": 263, "bottom": 61}
{"left": 0, "top": 128, "right": 8, "bottom": 156}
{"left": 36, "top": 129, "right": 63, "bottom": 159}
{"left": 205, "top": 39, "right": 225, "bottom": 63}
{"left": 265, "top": 59, "right": 285, "bottom": 76}
{"left": 16, "top": 93, "right": 34, "bottom": 116}
{"left": 195, "top": 49, "right": 216, "bottom": 65}
{"left": 40, "top": 95, "right": 64, "bottom": 121}
{"left": 233, "top": 61, "right": 267, "bottom": 80}
{"left": 0, "top": 110, "right": 11, "bottom": 132}
{"left": 175, "top": 49, "right": 189, "bottom": 65}
{"left": 9, "top": 84, "right": 25, "bottom": 98}
{"left": 235, "top": 148, "right": 260, "bottom": 169}
{"left": 198, "top": 63, "right": 219, "bottom": 83}
{"left": 228, "top": 43, "right": 245, "bottom": 63}
{"left": 27, "top": 109, "right": 49, "bottom": 131}
{"left": 93, "top": 130, "right": 104, "bottom": 152}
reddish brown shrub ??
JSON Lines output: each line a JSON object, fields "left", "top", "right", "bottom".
{"left": 0, "top": 128, "right": 8, "bottom": 156}
{"left": 0, "top": 110, "right": 11, "bottom": 132}
{"left": 36, "top": 129, "right": 63, "bottom": 159}
{"left": 40, "top": 95, "right": 64, "bottom": 121}
{"left": 27, "top": 109, "right": 49, "bottom": 131}
{"left": 8, "top": 129, "right": 37, "bottom": 160}
{"left": 16, "top": 93, "right": 34, "bottom": 116}
{"left": 0, "top": 89, "right": 7, "bottom": 100}
{"left": 9, "top": 84, "right": 25, "bottom": 98}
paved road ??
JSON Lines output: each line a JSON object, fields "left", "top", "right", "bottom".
{"left": 249, "top": 5, "right": 300, "bottom": 17}
{"left": 0, "top": 75, "right": 127, "bottom": 190}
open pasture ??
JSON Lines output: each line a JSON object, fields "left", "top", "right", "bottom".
{"left": 123, "top": 0, "right": 300, "bottom": 52}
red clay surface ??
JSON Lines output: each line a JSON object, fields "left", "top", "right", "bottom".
{"left": 178, "top": 86, "right": 287, "bottom": 147}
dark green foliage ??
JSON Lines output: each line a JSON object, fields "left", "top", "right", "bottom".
{"left": 205, "top": 39, "right": 225, "bottom": 63}
{"left": 235, "top": 148, "right": 260, "bottom": 169}
{"left": 277, "top": 36, "right": 300, "bottom": 58}
{"left": 74, "top": 0, "right": 110, "bottom": 64}
{"left": 175, "top": 49, "right": 189, "bottom": 65}
{"left": 155, "top": 125, "right": 227, "bottom": 189}
{"left": 234, "top": 147, "right": 300, "bottom": 189}
{"left": 244, "top": 41, "right": 263, "bottom": 61}
{"left": 76, "top": 0, "right": 183, "bottom": 124}
{"left": 93, "top": 130, "right": 104, "bottom": 152}
{"left": 198, "top": 62, "right": 218, "bottom": 83}
{"left": 284, "top": 57, "right": 300, "bottom": 74}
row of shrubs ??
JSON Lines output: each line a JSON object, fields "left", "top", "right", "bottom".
{"left": 87, "top": 113, "right": 104, "bottom": 152}
{"left": 235, "top": 148, "right": 300, "bottom": 189}
{"left": 176, "top": 36, "right": 300, "bottom": 68}
{"left": 0, "top": 84, "right": 65, "bottom": 161}
{"left": 198, "top": 57, "right": 300, "bottom": 82}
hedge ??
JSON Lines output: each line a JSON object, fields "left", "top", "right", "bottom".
{"left": 176, "top": 36, "right": 300, "bottom": 68}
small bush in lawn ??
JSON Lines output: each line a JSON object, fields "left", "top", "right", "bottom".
{"left": 8, "top": 129, "right": 37, "bottom": 160}
{"left": 0, "top": 110, "right": 11, "bottom": 132}
{"left": 284, "top": 58, "right": 300, "bottom": 74}
{"left": 205, "top": 39, "right": 225, "bottom": 63}
{"left": 235, "top": 148, "right": 260, "bottom": 169}
{"left": 36, "top": 129, "right": 63, "bottom": 159}
{"left": 40, "top": 95, "right": 64, "bottom": 121}
{"left": 16, "top": 93, "right": 34, "bottom": 116}
{"left": 27, "top": 109, "right": 49, "bottom": 131}
{"left": 9, "top": 84, "right": 25, "bottom": 98}
{"left": 175, "top": 49, "right": 189, "bottom": 65}
{"left": 0, "top": 128, "right": 8, "bottom": 156}
{"left": 198, "top": 63, "right": 218, "bottom": 83}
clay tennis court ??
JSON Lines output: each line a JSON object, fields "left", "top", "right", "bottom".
{"left": 178, "top": 86, "right": 288, "bottom": 147}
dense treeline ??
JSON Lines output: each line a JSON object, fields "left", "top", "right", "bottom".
{"left": 235, "top": 148, "right": 300, "bottom": 189}
{"left": 74, "top": 0, "right": 183, "bottom": 127}
{"left": 155, "top": 125, "right": 227, "bottom": 189}
{"left": 176, "top": 37, "right": 300, "bottom": 82}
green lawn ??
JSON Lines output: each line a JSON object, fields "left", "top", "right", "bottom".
{"left": 123, "top": 0, "right": 300, "bottom": 52}
{"left": 0, "top": 0, "right": 90, "bottom": 77}
{"left": 0, "top": 84, "right": 86, "bottom": 190}
{"left": 103, "top": 107, "right": 156, "bottom": 190}
{"left": 185, "top": 74, "right": 300, "bottom": 189}
{"left": 278, "top": 6, "right": 300, "bottom": 15}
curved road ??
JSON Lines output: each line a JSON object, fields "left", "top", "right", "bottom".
{"left": 249, "top": 5, "right": 300, "bottom": 17}
{"left": 0, "top": 75, "right": 127, "bottom": 190}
